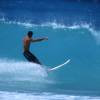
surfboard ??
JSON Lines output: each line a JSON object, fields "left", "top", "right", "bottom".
{"left": 48, "top": 59, "right": 70, "bottom": 72}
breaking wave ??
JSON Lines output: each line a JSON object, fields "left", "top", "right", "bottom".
{"left": 0, "top": 59, "right": 48, "bottom": 81}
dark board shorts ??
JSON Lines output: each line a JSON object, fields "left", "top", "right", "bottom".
{"left": 23, "top": 51, "right": 41, "bottom": 65}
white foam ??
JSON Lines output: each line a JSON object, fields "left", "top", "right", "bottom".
{"left": 88, "top": 28, "right": 100, "bottom": 44}
{"left": 40, "top": 22, "right": 66, "bottom": 29}
{"left": 0, "top": 91, "right": 99, "bottom": 100}
{"left": 0, "top": 59, "right": 48, "bottom": 81}
{"left": 0, "top": 17, "right": 96, "bottom": 29}
{"left": 0, "top": 17, "right": 90, "bottom": 29}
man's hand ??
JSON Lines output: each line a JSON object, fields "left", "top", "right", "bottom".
{"left": 43, "top": 37, "right": 48, "bottom": 40}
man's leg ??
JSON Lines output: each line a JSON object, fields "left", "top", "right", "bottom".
{"left": 23, "top": 51, "right": 41, "bottom": 65}
{"left": 28, "top": 51, "right": 42, "bottom": 65}
{"left": 23, "top": 51, "right": 32, "bottom": 62}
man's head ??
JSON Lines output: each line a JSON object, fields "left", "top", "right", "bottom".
{"left": 27, "top": 31, "right": 33, "bottom": 38}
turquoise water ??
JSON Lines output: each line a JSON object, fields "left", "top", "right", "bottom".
{"left": 0, "top": 0, "right": 100, "bottom": 99}
{"left": 0, "top": 20, "right": 100, "bottom": 99}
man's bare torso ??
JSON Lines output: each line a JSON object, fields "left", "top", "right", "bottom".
{"left": 23, "top": 36, "right": 31, "bottom": 52}
{"left": 23, "top": 35, "right": 48, "bottom": 52}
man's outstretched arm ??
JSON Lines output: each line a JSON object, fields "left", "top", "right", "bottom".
{"left": 31, "top": 37, "right": 48, "bottom": 42}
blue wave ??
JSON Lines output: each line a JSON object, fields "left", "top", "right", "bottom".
{"left": 0, "top": 21, "right": 100, "bottom": 94}
{"left": 0, "top": 1, "right": 100, "bottom": 97}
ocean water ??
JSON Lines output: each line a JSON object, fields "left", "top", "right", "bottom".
{"left": 0, "top": 0, "right": 100, "bottom": 100}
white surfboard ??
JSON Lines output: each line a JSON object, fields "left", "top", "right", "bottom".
{"left": 48, "top": 59, "right": 70, "bottom": 71}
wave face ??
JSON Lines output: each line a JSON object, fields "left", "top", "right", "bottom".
{"left": 0, "top": 21, "right": 100, "bottom": 95}
{"left": 0, "top": 1, "right": 100, "bottom": 99}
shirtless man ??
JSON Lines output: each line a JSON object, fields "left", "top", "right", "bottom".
{"left": 23, "top": 31, "right": 48, "bottom": 65}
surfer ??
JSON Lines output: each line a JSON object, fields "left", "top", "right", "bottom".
{"left": 23, "top": 31, "right": 48, "bottom": 65}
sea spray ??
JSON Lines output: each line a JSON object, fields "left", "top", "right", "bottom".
{"left": 0, "top": 59, "right": 48, "bottom": 81}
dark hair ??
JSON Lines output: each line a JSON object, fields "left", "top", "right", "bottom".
{"left": 27, "top": 31, "right": 33, "bottom": 38}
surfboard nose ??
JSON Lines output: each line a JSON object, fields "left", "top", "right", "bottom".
{"left": 48, "top": 59, "right": 71, "bottom": 71}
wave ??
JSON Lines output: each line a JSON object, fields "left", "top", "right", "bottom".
{"left": 0, "top": 91, "right": 100, "bottom": 100}
{"left": 0, "top": 17, "right": 88, "bottom": 29}
{"left": 0, "top": 17, "right": 96, "bottom": 29}
{"left": 0, "top": 59, "right": 48, "bottom": 82}
{"left": 0, "top": 18, "right": 100, "bottom": 44}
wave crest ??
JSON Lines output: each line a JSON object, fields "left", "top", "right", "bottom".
{"left": 0, "top": 18, "right": 100, "bottom": 44}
